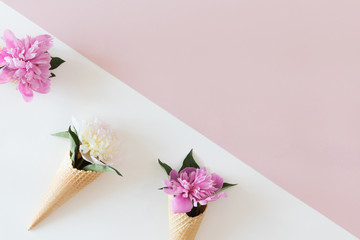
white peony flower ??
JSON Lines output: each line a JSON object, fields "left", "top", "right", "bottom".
{"left": 72, "top": 117, "right": 116, "bottom": 166}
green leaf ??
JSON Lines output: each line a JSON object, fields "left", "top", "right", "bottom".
{"left": 158, "top": 187, "right": 168, "bottom": 190}
{"left": 83, "top": 164, "right": 122, "bottom": 176}
{"left": 49, "top": 73, "right": 56, "bottom": 78}
{"left": 158, "top": 159, "right": 172, "bottom": 175}
{"left": 68, "top": 126, "right": 80, "bottom": 165}
{"left": 51, "top": 131, "right": 69, "bottom": 138}
{"left": 68, "top": 126, "right": 80, "bottom": 146}
{"left": 49, "top": 57, "right": 65, "bottom": 70}
{"left": 71, "top": 125, "right": 78, "bottom": 136}
{"left": 219, "top": 182, "right": 237, "bottom": 192}
{"left": 179, "top": 149, "right": 200, "bottom": 171}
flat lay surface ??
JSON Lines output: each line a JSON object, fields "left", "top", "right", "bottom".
{"left": 1, "top": 0, "right": 359, "bottom": 237}
{"left": 0, "top": 2, "right": 357, "bottom": 240}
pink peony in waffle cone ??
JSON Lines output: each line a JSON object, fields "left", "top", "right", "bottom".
{"left": 159, "top": 150, "right": 236, "bottom": 239}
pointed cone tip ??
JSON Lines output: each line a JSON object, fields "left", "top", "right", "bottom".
{"left": 27, "top": 219, "right": 39, "bottom": 231}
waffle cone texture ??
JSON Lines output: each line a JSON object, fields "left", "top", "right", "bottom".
{"left": 168, "top": 196, "right": 207, "bottom": 240}
{"left": 28, "top": 155, "right": 102, "bottom": 230}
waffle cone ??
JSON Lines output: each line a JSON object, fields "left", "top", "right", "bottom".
{"left": 28, "top": 155, "right": 102, "bottom": 230}
{"left": 168, "top": 196, "right": 207, "bottom": 240}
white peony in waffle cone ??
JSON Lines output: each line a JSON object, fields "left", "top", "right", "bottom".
{"left": 168, "top": 196, "right": 207, "bottom": 240}
{"left": 28, "top": 154, "right": 102, "bottom": 230}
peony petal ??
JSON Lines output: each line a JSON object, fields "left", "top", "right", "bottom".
{"left": 0, "top": 49, "right": 10, "bottom": 65}
{"left": 180, "top": 167, "right": 197, "bottom": 174}
{"left": 31, "top": 53, "right": 51, "bottom": 65}
{"left": 179, "top": 167, "right": 197, "bottom": 180}
{"left": 33, "top": 78, "right": 51, "bottom": 93}
{"left": 79, "top": 148, "right": 107, "bottom": 166}
{"left": 17, "top": 82, "right": 33, "bottom": 102}
{"left": 171, "top": 195, "right": 193, "bottom": 214}
{"left": 163, "top": 179, "right": 172, "bottom": 188}
{"left": 33, "top": 34, "right": 53, "bottom": 52}
{"left": 163, "top": 186, "right": 176, "bottom": 195}
{"left": 169, "top": 169, "right": 179, "bottom": 181}
{"left": 13, "top": 68, "right": 26, "bottom": 79}
{"left": 90, "top": 155, "right": 106, "bottom": 166}
{"left": 3, "top": 29, "right": 17, "bottom": 48}
{"left": 79, "top": 148, "right": 95, "bottom": 163}
{"left": 199, "top": 167, "right": 207, "bottom": 174}
{"left": 210, "top": 173, "right": 224, "bottom": 190}
{"left": 200, "top": 192, "right": 227, "bottom": 205}
{"left": 0, "top": 68, "right": 12, "bottom": 84}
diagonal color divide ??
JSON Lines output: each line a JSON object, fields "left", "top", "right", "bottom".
{"left": 0, "top": 2, "right": 358, "bottom": 239}
{"left": 2, "top": 1, "right": 359, "bottom": 237}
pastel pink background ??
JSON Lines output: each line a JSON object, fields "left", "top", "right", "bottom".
{"left": 3, "top": 0, "right": 360, "bottom": 237}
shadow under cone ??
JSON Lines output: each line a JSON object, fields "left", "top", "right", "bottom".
{"left": 28, "top": 156, "right": 101, "bottom": 230}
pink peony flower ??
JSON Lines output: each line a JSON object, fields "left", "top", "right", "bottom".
{"left": 0, "top": 30, "right": 53, "bottom": 102}
{"left": 164, "top": 167, "right": 227, "bottom": 213}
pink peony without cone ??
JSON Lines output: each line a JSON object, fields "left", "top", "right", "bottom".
{"left": 0, "top": 30, "right": 53, "bottom": 102}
